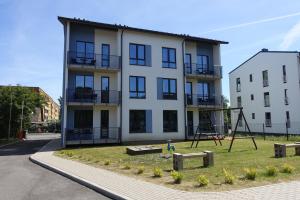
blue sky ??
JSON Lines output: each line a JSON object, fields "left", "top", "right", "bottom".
{"left": 1, "top": 0, "right": 300, "bottom": 104}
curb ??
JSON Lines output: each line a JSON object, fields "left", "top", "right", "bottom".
{"left": 29, "top": 142, "right": 131, "bottom": 200}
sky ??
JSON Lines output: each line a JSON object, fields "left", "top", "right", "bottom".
{"left": 1, "top": 0, "right": 300, "bottom": 104}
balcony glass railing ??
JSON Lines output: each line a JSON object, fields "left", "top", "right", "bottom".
{"left": 184, "top": 64, "right": 222, "bottom": 78}
{"left": 67, "top": 51, "right": 121, "bottom": 70}
{"left": 67, "top": 88, "right": 120, "bottom": 104}
{"left": 186, "top": 94, "right": 221, "bottom": 107}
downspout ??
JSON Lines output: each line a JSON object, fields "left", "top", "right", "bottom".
{"left": 119, "top": 29, "right": 125, "bottom": 144}
{"left": 182, "top": 39, "right": 187, "bottom": 140}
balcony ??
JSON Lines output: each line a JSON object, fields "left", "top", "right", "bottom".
{"left": 65, "top": 127, "right": 120, "bottom": 145}
{"left": 184, "top": 64, "right": 222, "bottom": 79}
{"left": 67, "top": 51, "right": 121, "bottom": 71}
{"left": 67, "top": 88, "right": 120, "bottom": 105}
{"left": 186, "top": 94, "right": 222, "bottom": 108}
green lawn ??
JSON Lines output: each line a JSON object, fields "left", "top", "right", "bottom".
{"left": 55, "top": 136, "right": 300, "bottom": 191}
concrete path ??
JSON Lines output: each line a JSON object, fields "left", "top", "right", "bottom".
{"left": 0, "top": 134, "right": 110, "bottom": 200}
{"left": 30, "top": 139, "right": 300, "bottom": 200}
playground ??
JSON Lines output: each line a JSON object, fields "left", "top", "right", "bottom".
{"left": 55, "top": 136, "right": 300, "bottom": 191}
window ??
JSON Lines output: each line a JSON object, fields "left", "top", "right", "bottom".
{"left": 186, "top": 82, "right": 192, "bottom": 105}
{"left": 249, "top": 74, "right": 253, "bottom": 82}
{"left": 162, "top": 47, "right": 176, "bottom": 68}
{"left": 129, "top": 110, "right": 146, "bottom": 133}
{"left": 129, "top": 76, "right": 145, "bottom": 99}
{"left": 162, "top": 78, "right": 177, "bottom": 99}
{"left": 236, "top": 78, "right": 241, "bottom": 92}
{"left": 237, "top": 96, "right": 242, "bottom": 107}
{"left": 251, "top": 94, "right": 254, "bottom": 101}
{"left": 264, "top": 92, "right": 270, "bottom": 107}
{"left": 265, "top": 112, "right": 272, "bottom": 127}
{"left": 197, "top": 55, "right": 209, "bottom": 72}
{"left": 283, "top": 65, "right": 287, "bottom": 83}
{"left": 101, "top": 44, "right": 110, "bottom": 67}
{"left": 286, "top": 111, "right": 290, "bottom": 128}
{"left": 163, "top": 110, "right": 178, "bottom": 132}
{"left": 252, "top": 113, "right": 255, "bottom": 119}
{"left": 284, "top": 89, "right": 288, "bottom": 105}
{"left": 197, "top": 82, "right": 209, "bottom": 101}
{"left": 185, "top": 53, "right": 192, "bottom": 73}
{"left": 129, "top": 43, "right": 145, "bottom": 65}
{"left": 74, "top": 110, "right": 93, "bottom": 129}
{"left": 262, "top": 70, "right": 268, "bottom": 87}
{"left": 76, "top": 41, "right": 94, "bottom": 59}
{"left": 75, "top": 75, "right": 94, "bottom": 89}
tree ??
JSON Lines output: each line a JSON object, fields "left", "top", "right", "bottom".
{"left": 222, "top": 95, "right": 231, "bottom": 124}
{"left": 0, "top": 86, "right": 45, "bottom": 138}
{"left": 58, "top": 96, "right": 63, "bottom": 121}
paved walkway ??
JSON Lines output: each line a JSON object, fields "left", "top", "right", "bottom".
{"left": 31, "top": 139, "right": 300, "bottom": 200}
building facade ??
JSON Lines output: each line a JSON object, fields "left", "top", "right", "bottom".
{"left": 229, "top": 49, "right": 300, "bottom": 135}
{"left": 59, "top": 17, "right": 227, "bottom": 146}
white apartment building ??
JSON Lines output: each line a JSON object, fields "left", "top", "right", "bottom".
{"left": 58, "top": 16, "right": 227, "bottom": 146}
{"left": 229, "top": 49, "right": 300, "bottom": 135}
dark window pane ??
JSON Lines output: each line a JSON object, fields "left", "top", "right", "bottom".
{"left": 85, "top": 43, "right": 94, "bottom": 59}
{"left": 163, "top": 79, "right": 169, "bottom": 93}
{"left": 170, "top": 80, "right": 176, "bottom": 93}
{"left": 130, "top": 110, "right": 146, "bottom": 133}
{"left": 162, "top": 48, "right": 168, "bottom": 62}
{"left": 129, "top": 44, "right": 136, "bottom": 59}
{"left": 137, "top": 45, "right": 145, "bottom": 59}
{"left": 129, "top": 77, "right": 136, "bottom": 91}
{"left": 76, "top": 42, "right": 85, "bottom": 58}
{"left": 138, "top": 77, "right": 145, "bottom": 92}
{"left": 169, "top": 49, "right": 175, "bottom": 62}
{"left": 163, "top": 110, "right": 178, "bottom": 132}
{"left": 85, "top": 76, "right": 94, "bottom": 89}
{"left": 75, "top": 75, "right": 85, "bottom": 88}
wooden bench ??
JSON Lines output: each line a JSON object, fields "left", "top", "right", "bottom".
{"left": 274, "top": 143, "right": 300, "bottom": 158}
{"left": 173, "top": 151, "right": 214, "bottom": 171}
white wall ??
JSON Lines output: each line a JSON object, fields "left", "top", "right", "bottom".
{"left": 229, "top": 51, "right": 300, "bottom": 134}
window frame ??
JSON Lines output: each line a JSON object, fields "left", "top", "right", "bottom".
{"left": 249, "top": 74, "right": 253, "bottom": 82}
{"left": 265, "top": 112, "right": 272, "bottom": 127}
{"left": 76, "top": 41, "right": 94, "bottom": 59}
{"left": 163, "top": 110, "right": 178, "bottom": 132}
{"left": 162, "top": 78, "right": 177, "bottom": 100}
{"left": 236, "top": 78, "right": 241, "bottom": 92}
{"left": 283, "top": 65, "right": 287, "bottom": 83}
{"left": 262, "top": 70, "right": 269, "bottom": 87}
{"left": 101, "top": 44, "right": 110, "bottom": 67}
{"left": 129, "top": 43, "right": 146, "bottom": 66}
{"left": 197, "top": 55, "right": 209, "bottom": 72}
{"left": 264, "top": 92, "right": 270, "bottom": 107}
{"left": 129, "top": 110, "right": 146, "bottom": 133}
{"left": 162, "top": 47, "right": 176, "bottom": 68}
{"left": 129, "top": 76, "right": 146, "bottom": 99}
{"left": 75, "top": 74, "right": 94, "bottom": 89}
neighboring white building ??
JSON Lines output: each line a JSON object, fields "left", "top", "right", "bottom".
{"left": 229, "top": 49, "right": 300, "bottom": 135}
{"left": 58, "top": 16, "right": 227, "bottom": 146}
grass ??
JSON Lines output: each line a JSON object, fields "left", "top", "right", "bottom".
{"left": 55, "top": 138, "right": 300, "bottom": 191}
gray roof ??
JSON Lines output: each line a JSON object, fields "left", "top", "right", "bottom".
{"left": 58, "top": 16, "right": 228, "bottom": 45}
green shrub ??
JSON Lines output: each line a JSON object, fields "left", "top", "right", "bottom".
{"left": 170, "top": 170, "right": 183, "bottom": 184}
{"left": 123, "top": 164, "right": 131, "bottom": 170}
{"left": 153, "top": 167, "right": 163, "bottom": 177}
{"left": 281, "top": 163, "right": 295, "bottom": 174}
{"left": 223, "top": 168, "right": 234, "bottom": 184}
{"left": 244, "top": 168, "right": 257, "bottom": 180}
{"left": 65, "top": 151, "right": 73, "bottom": 157}
{"left": 104, "top": 160, "right": 111, "bottom": 165}
{"left": 196, "top": 175, "right": 209, "bottom": 187}
{"left": 266, "top": 166, "right": 278, "bottom": 176}
{"left": 137, "top": 166, "right": 145, "bottom": 174}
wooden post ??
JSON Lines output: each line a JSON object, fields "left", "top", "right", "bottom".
{"left": 203, "top": 151, "right": 214, "bottom": 167}
{"left": 173, "top": 153, "right": 183, "bottom": 171}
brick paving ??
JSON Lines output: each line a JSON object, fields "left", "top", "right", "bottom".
{"left": 31, "top": 139, "right": 300, "bottom": 200}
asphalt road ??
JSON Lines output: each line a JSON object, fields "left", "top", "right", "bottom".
{"left": 0, "top": 134, "right": 111, "bottom": 200}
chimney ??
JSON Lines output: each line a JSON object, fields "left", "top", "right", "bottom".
{"left": 262, "top": 48, "right": 268, "bottom": 52}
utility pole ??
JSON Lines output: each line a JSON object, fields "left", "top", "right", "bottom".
{"left": 8, "top": 86, "right": 13, "bottom": 140}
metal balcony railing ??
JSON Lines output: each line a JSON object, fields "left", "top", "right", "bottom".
{"left": 184, "top": 64, "right": 222, "bottom": 78}
{"left": 67, "top": 51, "right": 121, "bottom": 70}
{"left": 185, "top": 94, "right": 221, "bottom": 107}
{"left": 66, "top": 127, "right": 120, "bottom": 143}
{"left": 67, "top": 88, "right": 120, "bottom": 104}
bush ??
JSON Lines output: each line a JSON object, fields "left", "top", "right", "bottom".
{"left": 223, "top": 168, "right": 234, "bottom": 184}
{"left": 65, "top": 151, "right": 73, "bottom": 157}
{"left": 281, "top": 163, "right": 295, "bottom": 174}
{"left": 104, "top": 160, "right": 111, "bottom": 165}
{"left": 266, "top": 166, "right": 278, "bottom": 176}
{"left": 244, "top": 168, "right": 257, "bottom": 180}
{"left": 123, "top": 164, "right": 131, "bottom": 170}
{"left": 196, "top": 175, "right": 209, "bottom": 187}
{"left": 153, "top": 167, "right": 163, "bottom": 177}
{"left": 170, "top": 170, "right": 183, "bottom": 184}
{"left": 137, "top": 166, "right": 145, "bottom": 174}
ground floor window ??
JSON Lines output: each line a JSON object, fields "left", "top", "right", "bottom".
{"left": 129, "top": 110, "right": 146, "bottom": 133}
{"left": 74, "top": 110, "right": 93, "bottom": 129}
{"left": 265, "top": 112, "right": 272, "bottom": 127}
{"left": 163, "top": 110, "right": 178, "bottom": 132}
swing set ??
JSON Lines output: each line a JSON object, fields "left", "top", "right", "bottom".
{"left": 190, "top": 107, "right": 258, "bottom": 152}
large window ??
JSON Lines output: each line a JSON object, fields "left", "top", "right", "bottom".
{"left": 76, "top": 41, "right": 94, "bottom": 59}
{"left": 265, "top": 112, "right": 272, "bottom": 127}
{"left": 262, "top": 70, "right": 269, "bottom": 87}
{"left": 197, "top": 82, "right": 209, "bottom": 100}
{"left": 101, "top": 44, "right": 110, "bottom": 67}
{"left": 129, "top": 110, "right": 146, "bottom": 133}
{"left": 129, "top": 76, "right": 145, "bottom": 99}
{"left": 284, "top": 89, "right": 288, "bottom": 105}
{"left": 162, "top": 78, "right": 177, "bottom": 99}
{"left": 129, "top": 43, "right": 145, "bottom": 65}
{"left": 236, "top": 78, "right": 241, "bottom": 92}
{"left": 74, "top": 110, "right": 93, "bottom": 129}
{"left": 237, "top": 96, "right": 242, "bottom": 107}
{"left": 163, "top": 110, "right": 178, "bottom": 132}
{"left": 197, "top": 55, "right": 209, "bottom": 72}
{"left": 162, "top": 47, "right": 176, "bottom": 68}
{"left": 75, "top": 75, "right": 94, "bottom": 89}
{"left": 264, "top": 92, "right": 270, "bottom": 107}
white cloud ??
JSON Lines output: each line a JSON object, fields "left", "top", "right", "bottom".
{"left": 280, "top": 20, "right": 300, "bottom": 50}
{"left": 202, "top": 11, "right": 300, "bottom": 34}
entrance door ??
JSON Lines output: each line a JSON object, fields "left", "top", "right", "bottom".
{"left": 101, "top": 77, "right": 109, "bottom": 103}
{"left": 101, "top": 110, "right": 109, "bottom": 138}
{"left": 187, "top": 111, "right": 194, "bottom": 136}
